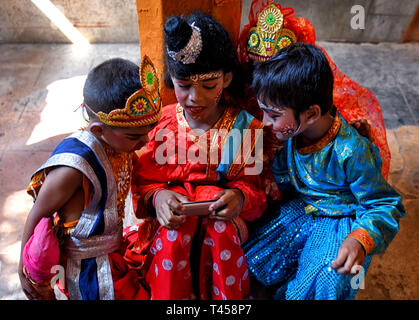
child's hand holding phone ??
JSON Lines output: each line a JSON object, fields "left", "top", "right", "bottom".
{"left": 153, "top": 188, "right": 245, "bottom": 227}
{"left": 208, "top": 189, "right": 244, "bottom": 221}
{"left": 153, "top": 189, "right": 188, "bottom": 229}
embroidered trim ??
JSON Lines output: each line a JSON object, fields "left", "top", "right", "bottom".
{"left": 101, "top": 141, "right": 132, "bottom": 224}
{"left": 27, "top": 169, "right": 49, "bottom": 201}
{"left": 347, "top": 228, "right": 375, "bottom": 255}
{"left": 53, "top": 215, "right": 79, "bottom": 237}
{"left": 207, "top": 106, "right": 238, "bottom": 180}
{"left": 226, "top": 117, "right": 264, "bottom": 179}
{"left": 296, "top": 114, "right": 342, "bottom": 155}
{"left": 175, "top": 103, "right": 235, "bottom": 181}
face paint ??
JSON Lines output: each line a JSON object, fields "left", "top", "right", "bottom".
{"left": 279, "top": 123, "right": 300, "bottom": 136}
{"left": 171, "top": 70, "right": 227, "bottom": 124}
{"left": 188, "top": 71, "right": 223, "bottom": 86}
{"left": 259, "top": 100, "right": 301, "bottom": 141}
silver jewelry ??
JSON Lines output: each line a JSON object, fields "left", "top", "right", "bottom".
{"left": 167, "top": 22, "right": 202, "bottom": 64}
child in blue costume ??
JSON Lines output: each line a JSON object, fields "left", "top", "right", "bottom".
{"left": 242, "top": 43, "right": 405, "bottom": 300}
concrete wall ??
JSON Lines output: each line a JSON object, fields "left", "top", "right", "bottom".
{"left": 0, "top": 0, "right": 139, "bottom": 43}
{"left": 241, "top": 0, "right": 419, "bottom": 43}
{"left": 0, "top": 0, "right": 417, "bottom": 43}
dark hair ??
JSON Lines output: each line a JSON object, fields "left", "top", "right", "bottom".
{"left": 83, "top": 58, "right": 141, "bottom": 118}
{"left": 163, "top": 11, "right": 243, "bottom": 98}
{"left": 252, "top": 42, "right": 334, "bottom": 115}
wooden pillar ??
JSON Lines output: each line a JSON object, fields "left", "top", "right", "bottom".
{"left": 136, "top": 0, "right": 243, "bottom": 106}
{"left": 403, "top": 4, "right": 419, "bottom": 42}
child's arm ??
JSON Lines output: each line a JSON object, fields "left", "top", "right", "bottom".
{"left": 332, "top": 141, "right": 405, "bottom": 274}
{"left": 19, "top": 166, "right": 83, "bottom": 299}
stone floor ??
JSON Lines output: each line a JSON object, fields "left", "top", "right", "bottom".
{"left": 0, "top": 42, "right": 418, "bottom": 300}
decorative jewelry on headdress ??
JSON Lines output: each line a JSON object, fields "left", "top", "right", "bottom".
{"left": 82, "top": 55, "right": 161, "bottom": 128}
{"left": 247, "top": 3, "right": 297, "bottom": 62}
{"left": 167, "top": 22, "right": 203, "bottom": 64}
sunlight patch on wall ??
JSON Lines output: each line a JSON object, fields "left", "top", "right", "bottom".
{"left": 31, "top": 0, "right": 90, "bottom": 48}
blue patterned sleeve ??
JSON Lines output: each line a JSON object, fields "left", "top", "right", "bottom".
{"left": 345, "top": 140, "right": 405, "bottom": 255}
{"left": 272, "top": 143, "right": 296, "bottom": 194}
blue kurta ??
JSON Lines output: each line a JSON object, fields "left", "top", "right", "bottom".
{"left": 243, "top": 113, "right": 405, "bottom": 300}
{"left": 273, "top": 114, "right": 404, "bottom": 255}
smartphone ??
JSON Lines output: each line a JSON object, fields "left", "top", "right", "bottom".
{"left": 181, "top": 200, "right": 217, "bottom": 216}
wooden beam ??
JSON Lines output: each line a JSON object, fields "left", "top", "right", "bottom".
{"left": 403, "top": 4, "right": 419, "bottom": 42}
{"left": 136, "top": 0, "right": 243, "bottom": 106}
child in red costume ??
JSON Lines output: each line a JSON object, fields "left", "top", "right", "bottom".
{"left": 129, "top": 12, "right": 267, "bottom": 300}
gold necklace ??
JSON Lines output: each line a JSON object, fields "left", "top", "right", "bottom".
{"left": 102, "top": 143, "right": 132, "bottom": 223}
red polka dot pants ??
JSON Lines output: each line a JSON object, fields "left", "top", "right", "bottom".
{"left": 145, "top": 216, "right": 249, "bottom": 300}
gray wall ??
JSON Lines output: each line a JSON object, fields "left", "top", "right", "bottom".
{"left": 0, "top": 0, "right": 139, "bottom": 43}
{"left": 0, "top": 0, "right": 417, "bottom": 43}
{"left": 241, "top": 0, "right": 419, "bottom": 43}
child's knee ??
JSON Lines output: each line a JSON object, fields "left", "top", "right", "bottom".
{"left": 314, "top": 267, "right": 354, "bottom": 299}
{"left": 151, "top": 226, "right": 193, "bottom": 256}
{"left": 205, "top": 219, "right": 241, "bottom": 247}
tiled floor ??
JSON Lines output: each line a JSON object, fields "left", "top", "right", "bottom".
{"left": 0, "top": 42, "right": 418, "bottom": 300}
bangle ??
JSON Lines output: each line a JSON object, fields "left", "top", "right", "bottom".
{"left": 347, "top": 229, "right": 374, "bottom": 256}
{"left": 152, "top": 188, "right": 165, "bottom": 208}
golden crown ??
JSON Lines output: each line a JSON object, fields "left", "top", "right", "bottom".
{"left": 247, "top": 3, "right": 297, "bottom": 62}
{"left": 84, "top": 55, "right": 162, "bottom": 127}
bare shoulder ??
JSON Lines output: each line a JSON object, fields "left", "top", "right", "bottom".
{"left": 38, "top": 166, "right": 84, "bottom": 202}
{"left": 29, "top": 166, "right": 85, "bottom": 220}
{"left": 45, "top": 166, "right": 83, "bottom": 187}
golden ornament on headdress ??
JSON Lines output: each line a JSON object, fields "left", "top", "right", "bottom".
{"left": 258, "top": 4, "right": 284, "bottom": 33}
{"left": 247, "top": 3, "right": 297, "bottom": 62}
{"left": 167, "top": 22, "right": 202, "bottom": 65}
{"left": 90, "top": 55, "right": 161, "bottom": 128}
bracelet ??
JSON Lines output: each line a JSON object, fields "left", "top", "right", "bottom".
{"left": 152, "top": 188, "right": 165, "bottom": 208}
